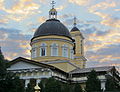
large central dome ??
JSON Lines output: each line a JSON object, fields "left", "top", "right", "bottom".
{"left": 33, "top": 19, "right": 72, "bottom": 39}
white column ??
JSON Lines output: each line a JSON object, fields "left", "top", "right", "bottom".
{"left": 25, "top": 79, "right": 30, "bottom": 88}
{"left": 36, "top": 79, "right": 41, "bottom": 85}
{"left": 101, "top": 81, "right": 105, "bottom": 91}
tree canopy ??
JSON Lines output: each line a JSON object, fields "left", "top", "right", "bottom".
{"left": 0, "top": 48, "right": 25, "bottom": 92}
{"left": 105, "top": 75, "right": 120, "bottom": 92}
{"left": 85, "top": 70, "right": 101, "bottom": 92}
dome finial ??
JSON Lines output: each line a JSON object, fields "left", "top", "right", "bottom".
{"left": 74, "top": 17, "right": 77, "bottom": 27}
{"left": 49, "top": 1, "right": 57, "bottom": 19}
{"left": 51, "top": 1, "right": 56, "bottom": 9}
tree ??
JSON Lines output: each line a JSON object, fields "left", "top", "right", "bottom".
{"left": 38, "top": 78, "right": 47, "bottom": 92}
{"left": 26, "top": 79, "right": 36, "bottom": 92}
{"left": 0, "top": 47, "right": 6, "bottom": 79}
{"left": 74, "top": 83, "right": 83, "bottom": 92}
{"left": 105, "top": 75, "right": 120, "bottom": 92}
{"left": 0, "top": 47, "right": 25, "bottom": 92}
{"left": 62, "top": 83, "right": 71, "bottom": 92}
{"left": 45, "top": 77, "right": 61, "bottom": 92}
{"left": 85, "top": 70, "right": 101, "bottom": 92}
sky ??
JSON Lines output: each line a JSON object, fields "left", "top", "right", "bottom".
{"left": 0, "top": 0, "right": 120, "bottom": 71}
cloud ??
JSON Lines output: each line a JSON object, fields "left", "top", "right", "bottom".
{"left": 84, "top": 27, "right": 120, "bottom": 52}
{"left": 89, "top": 1, "right": 116, "bottom": 13}
{"left": 114, "top": 9, "right": 120, "bottom": 11}
{"left": 88, "top": 1, "right": 120, "bottom": 28}
{"left": 5, "top": 0, "right": 40, "bottom": 14}
{"left": 0, "top": 28, "right": 31, "bottom": 60}
{"left": 56, "top": 5, "right": 66, "bottom": 11}
{"left": 0, "top": 19, "right": 8, "bottom": 25}
{"left": 68, "top": 0, "right": 92, "bottom": 6}
{"left": 38, "top": 16, "right": 46, "bottom": 23}
{"left": 84, "top": 26, "right": 120, "bottom": 69}
{"left": 101, "top": 17, "right": 120, "bottom": 28}
{"left": 0, "top": 0, "right": 40, "bottom": 21}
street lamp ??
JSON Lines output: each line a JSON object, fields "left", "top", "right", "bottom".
{"left": 34, "top": 84, "right": 41, "bottom": 92}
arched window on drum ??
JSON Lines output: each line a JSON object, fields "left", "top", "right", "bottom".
{"left": 40, "top": 43, "right": 47, "bottom": 56}
{"left": 31, "top": 45, "right": 37, "bottom": 58}
{"left": 62, "top": 44, "right": 68, "bottom": 58}
{"left": 51, "top": 43, "right": 58, "bottom": 56}
{"left": 70, "top": 47, "right": 74, "bottom": 59}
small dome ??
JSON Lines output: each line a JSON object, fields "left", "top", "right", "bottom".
{"left": 32, "top": 19, "right": 72, "bottom": 40}
{"left": 71, "top": 27, "right": 80, "bottom": 32}
{"left": 50, "top": 8, "right": 57, "bottom": 12}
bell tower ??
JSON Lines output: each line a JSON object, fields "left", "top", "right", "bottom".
{"left": 70, "top": 17, "right": 87, "bottom": 68}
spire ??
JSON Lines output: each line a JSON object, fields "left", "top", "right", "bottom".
{"left": 71, "top": 17, "right": 80, "bottom": 32}
{"left": 49, "top": 1, "right": 57, "bottom": 19}
{"left": 74, "top": 17, "right": 77, "bottom": 27}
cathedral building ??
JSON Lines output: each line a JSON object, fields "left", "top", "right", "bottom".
{"left": 30, "top": 5, "right": 86, "bottom": 72}
{"left": 7, "top": 2, "right": 120, "bottom": 90}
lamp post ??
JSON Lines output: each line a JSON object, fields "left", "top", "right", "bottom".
{"left": 34, "top": 84, "right": 41, "bottom": 92}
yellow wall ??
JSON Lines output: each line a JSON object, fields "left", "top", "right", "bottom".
{"left": 70, "top": 31, "right": 84, "bottom": 56}
{"left": 31, "top": 35, "right": 74, "bottom": 61}
{"left": 49, "top": 62, "right": 76, "bottom": 72}
{"left": 30, "top": 33, "right": 86, "bottom": 72}
{"left": 70, "top": 31, "right": 86, "bottom": 68}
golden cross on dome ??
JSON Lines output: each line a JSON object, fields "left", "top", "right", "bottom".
{"left": 74, "top": 17, "right": 77, "bottom": 27}
{"left": 51, "top": 1, "right": 56, "bottom": 8}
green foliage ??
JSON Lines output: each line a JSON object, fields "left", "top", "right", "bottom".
{"left": 0, "top": 72, "right": 25, "bottom": 92}
{"left": 38, "top": 78, "right": 48, "bottom": 92}
{"left": 85, "top": 70, "right": 101, "bottom": 92}
{"left": 39, "top": 77, "right": 84, "bottom": 92}
{"left": 41, "top": 77, "right": 61, "bottom": 92}
{"left": 0, "top": 49, "right": 25, "bottom": 92}
{"left": 0, "top": 48, "right": 6, "bottom": 79}
{"left": 62, "top": 83, "right": 71, "bottom": 92}
{"left": 26, "top": 79, "right": 36, "bottom": 92}
{"left": 105, "top": 76, "right": 120, "bottom": 92}
{"left": 74, "top": 83, "right": 83, "bottom": 92}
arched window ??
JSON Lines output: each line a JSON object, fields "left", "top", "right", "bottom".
{"left": 62, "top": 44, "right": 68, "bottom": 58}
{"left": 70, "top": 47, "right": 74, "bottom": 59}
{"left": 32, "top": 48, "right": 36, "bottom": 58}
{"left": 40, "top": 43, "right": 47, "bottom": 56}
{"left": 51, "top": 43, "right": 58, "bottom": 56}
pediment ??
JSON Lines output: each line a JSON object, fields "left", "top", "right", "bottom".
{"left": 7, "top": 61, "right": 41, "bottom": 70}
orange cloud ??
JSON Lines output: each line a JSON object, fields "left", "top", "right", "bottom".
{"left": 0, "top": 0, "right": 40, "bottom": 21}
{"left": 89, "top": 1, "right": 116, "bottom": 13}
{"left": 38, "top": 17, "right": 46, "bottom": 23}
{"left": 88, "top": 12, "right": 120, "bottom": 28}
{"left": 0, "top": 18, "right": 8, "bottom": 24}
{"left": 114, "top": 9, "right": 120, "bottom": 11}
{"left": 56, "top": 5, "right": 65, "bottom": 11}
{"left": 99, "top": 55, "right": 113, "bottom": 62}
{"left": 86, "top": 28, "right": 120, "bottom": 51}
{"left": 68, "top": 0, "right": 92, "bottom": 6}
{"left": 101, "top": 17, "right": 120, "bottom": 28}
{"left": 88, "top": 1, "right": 120, "bottom": 28}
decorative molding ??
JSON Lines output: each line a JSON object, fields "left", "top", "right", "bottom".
{"left": 31, "top": 38, "right": 73, "bottom": 45}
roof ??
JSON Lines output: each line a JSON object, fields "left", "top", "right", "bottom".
{"left": 71, "top": 27, "right": 80, "bottom": 32}
{"left": 8, "top": 57, "right": 67, "bottom": 75}
{"left": 32, "top": 19, "right": 72, "bottom": 40}
{"left": 69, "top": 66, "right": 115, "bottom": 74}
